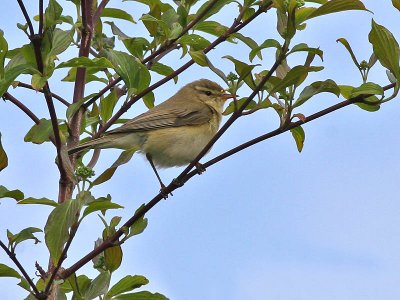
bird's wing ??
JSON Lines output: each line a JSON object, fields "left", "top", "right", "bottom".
{"left": 108, "top": 101, "right": 214, "bottom": 134}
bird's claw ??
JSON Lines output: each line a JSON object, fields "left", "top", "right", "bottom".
{"left": 195, "top": 162, "right": 206, "bottom": 174}
{"left": 160, "top": 184, "right": 172, "bottom": 199}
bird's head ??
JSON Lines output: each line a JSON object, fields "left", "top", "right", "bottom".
{"left": 186, "top": 79, "right": 234, "bottom": 111}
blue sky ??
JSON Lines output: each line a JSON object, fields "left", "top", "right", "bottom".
{"left": 1, "top": 1, "right": 400, "bottom": 299}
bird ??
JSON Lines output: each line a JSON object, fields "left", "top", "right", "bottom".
{"left": 68, "top": 79, "right": 234, "bottom": 190}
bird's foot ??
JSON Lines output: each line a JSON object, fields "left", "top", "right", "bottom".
{"left": 195, "top": 162, "right": 206, "bottom": 175}
{"left": 160, "top": 184, "right": 172, "bottom": 199}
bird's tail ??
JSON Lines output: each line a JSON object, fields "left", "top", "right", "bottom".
{"left": 68, "top": 137, "right": 109, "bottom": 155}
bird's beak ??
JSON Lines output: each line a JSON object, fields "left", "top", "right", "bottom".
{"left": 220, "top": 90, "right": 236, "bottom": 101}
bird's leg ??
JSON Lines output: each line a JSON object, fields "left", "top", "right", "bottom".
{"left": 146, "top": 153, "right": 171, "bottom": 198}
{"left": 195, "top": 162, "right": 206, "bottom": 174}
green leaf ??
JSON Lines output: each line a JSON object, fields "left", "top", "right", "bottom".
{"left": 143, "top": 91, "right": 155, "bottom": 109}
{"left": 223, "top": 55, "right": 258, "bottom": 89}
{"left": 31, "top": 74, "right": 47, "bottom": 90}
{"left": 106, "top": 50, "right": 150, "bottom": 96}
{"left": 197, "top": 0, "right": 235, "bottom": 21}
{"left": 112, "top": 291, "right": 169, "bottom": 300}
{"left": 0, "top": 31, "right": 8, "bottom": 78}
{"left": 126, "top": 205, "right": 148, "bottom": 239}
{"left": 193, "top": 21, "right": 229, "bottom": 38}
{"left": 288, "top": 43, "right": 323, "bottom": 61}
{"left": 249, "top": 39, "right": 281, "bottom": 62}
{"left": 189, "top": 50, "right": 208, "bottom": 67}
{"left": 102, "top": 8, "right": 136, "bottom": 23}
{"left": 231, "top": 33, "right": 258, "bottom": 53}
{"left": 123, "top": 38, "right": 150, "bottom": 59}
{"left": 91, "top": 149, "right": 136, "bottom": 187}
{"left": 66, "top": 94, "right": 97, "bottom": 121}
{"left": 18, "top": 278, "right": 31, "bottom": 292}
{"left": 369, "top": 20, "right": 400, "bottom": 78}
{"left": 62, "top": 67, "right": 108, "bottom": 84}
{"left": 24, "top": 119, "right": 53, "bottom": 144}
{"left": 223, "top": 97, "right": 256, "bottom": 115}
{"left": 294, "top": 79, "right": 340, "bottom": 107}
{"left": 150, "top": 62, "right": 177, "bottom": 83}
{"left": 56, "top": 57, "right": 114, "bottom": 69}
{"left": 66, "top": 274, "right": 91, "bottom": 297}
{"left": 354, "top": 97, "right": 381, "bottom": 112}
{"left": 46, "top": 28, "right": 73, "bottom": 66}
{"left": 45, "top": 199, "right": 82, "bottom": 264}
{"left": 179, "top": 34, "right": 211, "bottom": 51}
{"left": 0, "top": 186, "right": 24, "bottom": 200}
{"left": 82, "top": 201, "right": 123, "bottom": 219}
{"left": 336, "top": 38, "right": 360, "bottom": 69}
{"left": 0, "top": 63, "right": 36, "bottom": 97}
{"left": 307, "top": 0, "right": 368, "bottom": 20}
{"left": 271, "top": 66, "right": 308, "bottom": 93}
{"left": 393, "top": 0, "right": 400, "bottom": 11}
{"left": 106, "top": 275, "right": 149, "bottom": 297}
{"left": 290, "top": 126, "right": 305, "bottom": 152}
{"left": 44, "top": 0, "right": 63, "bottom": 29}
{"left": 104, "top": 245, "right": 123, "bottom": 272}
{"left": 8, "top": 227, "right": 42, "bottom": 248}
{"left": 18, "top": 197, "right": 58, "bottom": 207}
{"left": 0, "top": 132, "right": 8, "bottom": 171}
{"left": 84, "top": 271, "right": 111, "bottom": 299}
{"left": 0, "top": 264, "right": 21, "bottom": 279}
{"left": 100, "top": 89, "right": 119, "bottom": 122}
{"left": 350, "top": 82, "right": 384, "bottom": 98}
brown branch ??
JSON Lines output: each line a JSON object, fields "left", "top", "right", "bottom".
{"left": 93, "top": 0, "right": 110, "bottom": 25}
{"left": 0, "top": 240, "right": 42, "bottom": 297}
{"left": 2, "top": 92, "right": 40, "bottom": 124}
{"left": 30, "top": 32, "right": 68, "bottom": 184}
{"left": 16, "top": 0, "right": 34, "bottom": 36}
{"left": 38, "top": 0, "right": 44, "bottom": 35}
{"left": 16, "top": 82, "right": 70, "bottom": 106}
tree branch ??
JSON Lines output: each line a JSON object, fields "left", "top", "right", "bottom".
{"left": 38, "top": 0, "right": 44, "bottom": 35}
{"left": 16, "top": 0, "right": 34, "bottom": 36}
{"left": 0, "top": 240, "right": 41, "bottom": 297}
{"left": 93, "top": 0, "right": 110, "bottom": 25}
{"left": 16, "top": 82, "right": 70, "bottom": 106}
{"left": 2, "top": 92, "right": 40, "bottom": 124}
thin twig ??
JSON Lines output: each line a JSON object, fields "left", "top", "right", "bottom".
{"left": 16, "top": 82, "right": 70, "bottom": 106}
{"left": 2, "top": 92, "right": 40, "bottom": 124}
{"left": 0, "top": 240, "right": 41, "bottom": 296}
{"left": 16, "top": 0, "right": 34, "bottom": 36}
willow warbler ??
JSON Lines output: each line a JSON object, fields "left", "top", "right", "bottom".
{"left": 69, "top": 79, "right": 233, "bottom": 187}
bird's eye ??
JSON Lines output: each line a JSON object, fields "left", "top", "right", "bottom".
{"left": 205, "top": 91, "right": 212, "bottom": 96}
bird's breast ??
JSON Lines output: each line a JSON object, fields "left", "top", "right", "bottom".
{"left": 142, "top": 119, "right": 220, "bottom": 168}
